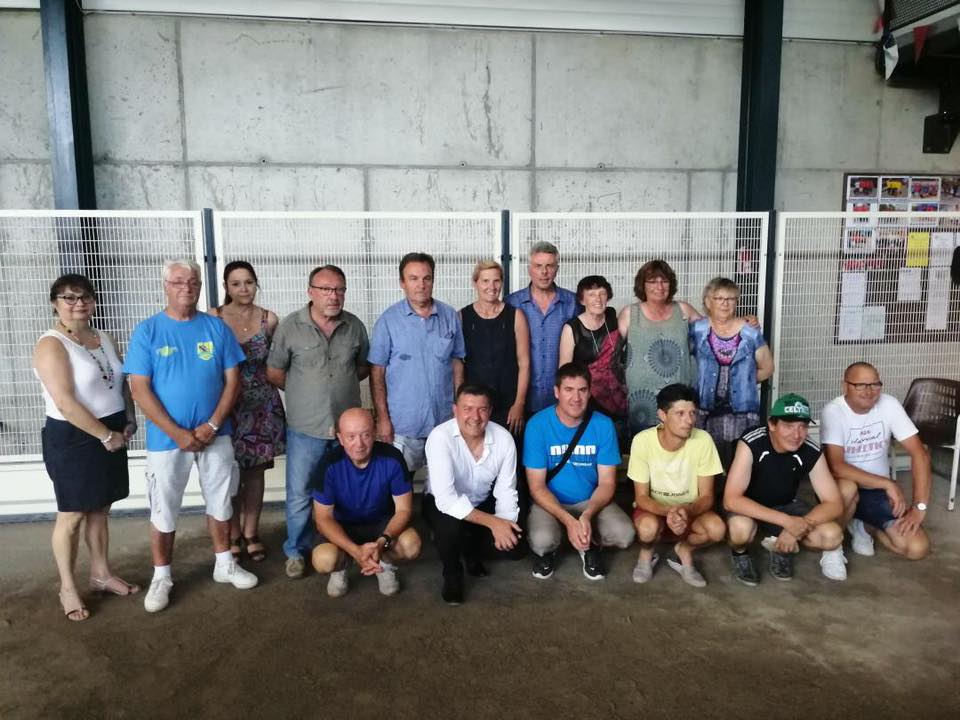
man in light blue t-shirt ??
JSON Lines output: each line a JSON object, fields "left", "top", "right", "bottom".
{"left": 125, "top": 259, "right": 253, "bottom": 613}
{"left": 523, "top": 362, "right": 635, "bottom": 582}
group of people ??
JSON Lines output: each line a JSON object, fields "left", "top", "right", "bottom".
{"left": 34, "top": 244, "right": 933, "bottom": 618}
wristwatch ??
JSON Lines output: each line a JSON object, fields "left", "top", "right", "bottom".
{"left": 914, "top": 502, "right": 928, "bottom": 512}
{"left": 379, "top": 533, "right": 393, "bottom": 551}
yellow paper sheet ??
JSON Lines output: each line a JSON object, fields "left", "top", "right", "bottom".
{"left": 906, "top": 231, "right": 930, "bottom": 267}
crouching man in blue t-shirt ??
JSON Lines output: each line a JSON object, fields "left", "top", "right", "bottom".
{"left": 524, "top": 362, "right": 635, "bottom": 581}
{"left": 310, "top": 408, "right": 422, "bottom": 597}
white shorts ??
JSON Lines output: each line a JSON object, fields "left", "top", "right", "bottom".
{"left": 145, "top": 435, "right": 239, "bottom": 533}
{"left": 393, "top": 435, "right": 428, "bottom": 474}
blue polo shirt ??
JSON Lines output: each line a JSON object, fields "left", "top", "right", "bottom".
{"left": 507, "top": 284, "right": 577, "bottom": 413}
{"left": 311, "top": 443, "right": 412, "bottom": 525}
{"left": 367, "top": 298, "right": 466, "bottom": 438}
{"left": 523, "top": 406, "right": 620, "bottom": 504}
{"left": 123, "top": 311, "right": 245, "bottom": 451}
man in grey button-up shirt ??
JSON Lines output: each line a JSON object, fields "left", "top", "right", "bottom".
{"left": 266, "top": 265, "right": 370, "bottom": 579}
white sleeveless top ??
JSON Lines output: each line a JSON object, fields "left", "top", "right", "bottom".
{"left": 34, "top": 329, "right": 126, "bottom": 421}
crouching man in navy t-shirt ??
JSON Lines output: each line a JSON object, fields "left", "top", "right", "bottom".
{"left": 524, "top": 362, "right": 635, "bottom": 582}
{"left": 310, "top": 408, "right": 422, "bottom": 597}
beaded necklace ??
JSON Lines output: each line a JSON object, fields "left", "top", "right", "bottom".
{"left": 58, "top": 323, "right": 116, "bottom": 390}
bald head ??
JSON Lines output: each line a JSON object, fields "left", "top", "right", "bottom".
{"left": 336, "top": 408, "right": 375, "bottom": 467}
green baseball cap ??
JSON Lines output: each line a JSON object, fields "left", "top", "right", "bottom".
{"left": 770, "top": 393, "right": 815, "bottom": 423}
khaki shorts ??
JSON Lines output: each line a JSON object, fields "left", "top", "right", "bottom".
{"left": 146, "top": 435, "right": 239, "bottom": 533}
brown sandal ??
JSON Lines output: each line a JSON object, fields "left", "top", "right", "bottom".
{"left": 244, "top": 535, "right": 266, "bottom": 562}
{"left": 230, "top": 537, "right": 244, "bottom": 560}
{"left": 59, "top": 588, "right": 90, "bottom": 622}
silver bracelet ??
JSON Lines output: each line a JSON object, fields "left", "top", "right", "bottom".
{"left": 206, "top": 420, "right": 220, "bottom": 431}
{"left": 101, "top": 431, "right": 114, "bottom": 445}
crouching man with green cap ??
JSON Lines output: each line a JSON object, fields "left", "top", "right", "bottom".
{"left": 722, "top": 394, "right": 850, "bottom": 584}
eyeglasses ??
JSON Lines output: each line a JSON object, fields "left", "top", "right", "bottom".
{"left": 166, "top": 279, "right": 201, "bottom": 289}
{"left": 645, "top": 277, "right": 669, "bottom": 285}
{"left": 310, "top": 285, "right": 347, "bottom": 295}
{"left": 56, "top": 293, "right": 95, "bottom": 305}
{"left": 845, "top": 381, "right": 883, "bottom": 390}
{"left": 711, "top": 295, "right": 738, "bottom": 304}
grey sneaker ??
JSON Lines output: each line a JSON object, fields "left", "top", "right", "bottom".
{"left": 768, "top": 550, "right": 794, "bottom": 581}
{"left": 376, "top": 561, "right": 400, "bottom": 596}
{"left": 631, "top": 552, "right": 659, "bottom": 584}
{"left": 144, "top": 577, "right": 173, "bottom": 613}
{"left": 285, "top": 556, "right": 306, "bottom": 579}
{"left": 213, "top": 560, "right": 258, "bottom": 589}
{"left": 731, "top": 551, "right": 760, "bottom": 587}
{"left": 327, "top": 569, "right": 348, "bottom": 598}
{"left": 666, "top": 556, "right": 707, "bottom": 588}
{"left": 848, "top": 519, "right": 875, "bottom": 556}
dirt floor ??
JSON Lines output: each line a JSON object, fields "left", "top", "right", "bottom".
{"left": 2, "top": 478, "right": 959, "bottom": 720}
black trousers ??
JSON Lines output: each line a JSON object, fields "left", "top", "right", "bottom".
{"left": 422, "top": 493, "right": 528, "bottom": 577}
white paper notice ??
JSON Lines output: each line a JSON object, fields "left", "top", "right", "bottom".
{"left": 925, "top": 267, "right": 951, "bottom": 330}
{"left": 897, "top": 267, "right": 923, "bottom": 302}
{"left": 862, "top": 306, "right": 886, "bottom": 340}
{"left": 930, "top": 232, "right": 955, "bottom": 267}
{"left": 840, "top": 272, "right": 867, "bottom": 307}
{"left": 838, "top": 307, "right": 862, "bottom": 341}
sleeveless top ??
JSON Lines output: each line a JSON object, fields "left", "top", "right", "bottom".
{"left": 35, "top": 329, "right": 125, "bottom": 420}
{"left": 624, "top": 302, "right": 694, "bottom": 431}
{"left": 566, "top": 307, "right": 618, "bottom": 366}
{"left": 460, "top": 303, "right": 519, "bottom": 424}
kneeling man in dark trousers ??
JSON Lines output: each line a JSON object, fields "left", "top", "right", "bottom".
{"left": 423, "top": 383, "right": 526, "bottom": 605}
{"left": 311, "top": 408, "right": 422, "bottom": 597}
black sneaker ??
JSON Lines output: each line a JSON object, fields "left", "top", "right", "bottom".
{"left": 441, "top": 574, "right": 464, "bottom": 605}
{"left": 581, "top": 547, "right": 605, "bottom": 581}
{"left": 731, "top": 551, "right": 760, "bottom": 587}
{"left": 768, "top": 551, "right": 794, "bottom": 581}
{"left": 532, "top": 551, "right": 557, "bottom": 579}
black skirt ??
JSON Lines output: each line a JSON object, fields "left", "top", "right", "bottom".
{"left": 41, "top": 411, "right": 130, "bottom": 512}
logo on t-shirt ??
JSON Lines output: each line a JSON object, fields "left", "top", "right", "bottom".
{"left": 156, "top": 345, "right": 178, "bottom": 358}
{"left": 196, "top": 341, "right": 214, "bottom": 361}
{"left": 845, "top": 421, "right": 886, "bottom": 462}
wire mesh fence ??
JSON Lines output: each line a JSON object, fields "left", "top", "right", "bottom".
{"left": 771, "top": 211, "right": 960, "bottom": 416}
{"left": 511, "top": 212, "right": 769, "bottom": 320}
{"left": 0, "top": 211, "right": 203, "bottom": 459}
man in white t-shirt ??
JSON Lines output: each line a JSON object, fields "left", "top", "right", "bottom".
{"left": 821, "top": 362, "right": 931, "bottom": 560}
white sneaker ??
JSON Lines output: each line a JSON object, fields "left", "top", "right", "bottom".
{"left": 376, "top": 561, "right": 400, "bottom": 596}
{"left": 848, "top": 519, "right": 875, "bottom": 556}
{"left": 327, "top": 569, "right": 348, "bottom": 598}
{"left": 213, "top": 560, "right": 258, "bottom": 589}
{"left": 144, "top": 577, "right": 173, "bottom": 613}
{"left": 819, "top": 548, "right": 848, "bottom": 581}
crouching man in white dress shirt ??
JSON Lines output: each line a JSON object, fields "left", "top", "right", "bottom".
{"left": 423, "top": 383, "right": 527, "bottom": 605}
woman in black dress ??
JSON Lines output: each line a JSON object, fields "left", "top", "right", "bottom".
{"left": 459, "top": 261, "right": 530, "bottom": 434}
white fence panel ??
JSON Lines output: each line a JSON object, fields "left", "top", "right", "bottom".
{"left": 771, "top": 211, "right": 960, "bottom": 417}
{"left": 511, "top": 212, "right": 769, "bottom": 321}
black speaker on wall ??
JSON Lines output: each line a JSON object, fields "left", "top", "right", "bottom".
{"left": 923, "top": 111, "right": 960, "bottom": 153}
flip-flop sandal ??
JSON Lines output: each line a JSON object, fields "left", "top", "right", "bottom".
{"left": 230, "top": 537, "right": 244, "bottom": 560}
{"left": 59, "top": 588, "right": 90, "bottom": 622}
{"left": 89, "top": 575, "right": 141, "bottom": 596}
{"left": 244, "top": 535, "right": 266, "bottom": 562}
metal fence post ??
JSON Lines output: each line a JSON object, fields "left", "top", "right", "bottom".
{"left": 500, "top": 209, "right": 511, "bottom": 296}
{"left": 202, "top": 208, "right": 219, "bottom": 309}
{"left": 760, "top": 209, "right": 777, "bottom": 420}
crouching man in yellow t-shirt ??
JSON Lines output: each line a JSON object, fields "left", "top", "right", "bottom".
{"left": 628, "top": 384, "right": 725, "bottom": 588}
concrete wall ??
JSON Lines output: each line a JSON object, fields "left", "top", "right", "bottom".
{"left": 0, "top": 10, "right": 957, "bottom": 212}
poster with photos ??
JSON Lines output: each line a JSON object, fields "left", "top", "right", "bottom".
{"left": 838, "top": 172, "right": 960, "bottom": 343}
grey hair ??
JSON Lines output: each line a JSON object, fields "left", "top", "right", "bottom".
{"left": 702, "top": 276, "right": 739, "bottom": 309}
{"left": 162, "top": 258, "right": 202, "bottom": 282}
{"left": 529, "top": 241, "right": 560, "bottom": 259}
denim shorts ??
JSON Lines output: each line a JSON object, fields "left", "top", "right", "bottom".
{"left": 854, "top": 488, "right": 897, "bottom": 530}
{"left": 757, "top": 498, "right": 812, "bottom": 538}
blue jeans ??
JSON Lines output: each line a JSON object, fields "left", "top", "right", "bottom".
{"left": 283, "top": 428, "right": 337, "bottom": 560}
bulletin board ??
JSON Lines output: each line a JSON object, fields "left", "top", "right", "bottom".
{"left": 835, "top": 173, "right": 960, "bottom": 344}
